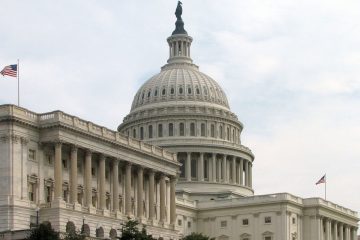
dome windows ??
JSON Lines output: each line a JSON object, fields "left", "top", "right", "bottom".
{"left": 203, "top": 87, "right": 208, "bottom": 95}
{"left": 187, "top": 87, "right": 192, "bottom": 94}
{"left": 162, "top": 88, "right": 166, "bottom": 96}
{"left": 179, "top": 123, "right": 185, "bottom": 136}
{"left": 196, "top": 87, "right": 200, "bottom": 95}
{"left": 170, "top": 87, "right": 175, "bottom": 95}
{"left": 147, "top": 90, "right": 151, "bottom": 98}
{"left": 154, "top": 89, "right": 158, "bottom": 97}
{"left": 179, "top": 87, "right": 183, "bottom": 94}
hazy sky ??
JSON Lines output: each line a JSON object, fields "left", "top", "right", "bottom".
{"left": 1, "top": 1, "right": 360, "bottom": 216}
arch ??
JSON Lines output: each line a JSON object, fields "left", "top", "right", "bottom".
{"left": 82, "top": 224, "right": 90, "bottom": 237}
{"left": 96, "top": 227, "right": 104, "bottom": 238}
{"left": 109, "top": 228, "right": 117, "bottom": 239}
{"left": 65, "top": 221, "right": 76, "bottom": 233}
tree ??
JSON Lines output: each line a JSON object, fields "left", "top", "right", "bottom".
{"left": 182, "top": 233, "right": 215, "bottom": 240}
{"left": 118, "top": 218, "right": 155, "bottom": 240}
{"left": 26, "top": 222, "right": 59, "bottom": 240}
{"left": 63, "top": 230, "right": 86, "bottom": 240}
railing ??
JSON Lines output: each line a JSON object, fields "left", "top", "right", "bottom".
{"left": 0, "top": 104, "right": 177, "bottom": 162}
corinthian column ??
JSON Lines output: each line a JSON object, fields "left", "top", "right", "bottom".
{"left": 112, "top": 160, "right": 119, "bottom": 212}
{"left": 99, "top": 154, "right": 106, "bottom": 210}
{"left": 159, "top": 174, "right": 166, "bottom": 224}
{"left": 85, "top": 150, "right": 92, "bottom": 207}
{"left": 70, "top": 145, "right": 78, "bottom": 204}
{"left": 244, "top": 160, "right": 249, "bottom": 186}
{"left": 170, "top": 176, "right": 176, "bottom": 225}
{"left": 222, "top": 155, "right": 227, "bottom": 183}
{"left": 54, "top": 142, "right": 63, "bottom": 199}
{"left": 148, "top": 170, "right": 155, "bottom": 222}
{"left": 231, "top": 156, "right": 236, "bottom": 184}
{"left": 334, "top": 222, "right": 338, "bottom": 240}
{"left": 137, "top": 167, "right": 144, "bottom": 219}
{"left": 125, "top": 163, "right": 132, "bottom": 216}
{"left": 339, "top": 224, "right": 343, "bottom": 240}
{"left": 239, "top": 158, "right": 244, "bottom": 186}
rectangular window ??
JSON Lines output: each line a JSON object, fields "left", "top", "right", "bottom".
{"left": 265, "top": 216, "right": 272, "bottom": 224}
{"left": 46, "top": 154, "right": 53, "bottom": 165}
{"left": 211, "top": 124, "right": 215, "bottom": 137}
{"left": 187, "top": 221, "right": 191, "bottom": 228}
{"left": 220, "top": 220, "right": 227, "bottom": 228}
{"left": 28, "top": 149, "right": 36, "bottom": 162}
{"left": 45, "top": 186, "right": 52, "bottom": 203}
{"left": 204, "top": 159, "right": 208, "bottom": 179}
{"left": 169, "top": 123, "right": 174, "bottom": 136}
{"left": 28, "top": 184, "right": 34, "bottom": 202}
{"left": 178, "top": 219, "right": 182, "bottom": 226}
{"left": 148, "top": 125, "right": 153, "bottom": 139}
{"left": 242, "top": 219, "right": 249, "bottom": 225}
{"left": 191, "top": 159, "right": 197, "bottom": 179}
{"left": 158, "top": 124, "right": 163, "bottom": 137}
{"left": 179, "top": 123, "right": 185, "bottom": 136}
{"left": 292, "top": 217, "right": 296, "bottom": 224}
{"left": 201, "top": 123, "right": 206, "bottom": 136}
{"left": 190, "top": 123, "right": 195, "bottom": 136}
{"left": 140, "top": 127, "right": 144, "bottom": 140}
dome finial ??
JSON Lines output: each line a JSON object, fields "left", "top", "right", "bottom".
{"left": 172, "top": 1, "right": 187, "bottom": 35}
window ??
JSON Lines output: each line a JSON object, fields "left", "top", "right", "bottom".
{"left": 62, "top": 159, "right": 68, "bottom": 169}
{"left": 179, "top": 159, "right": 185, "bottom": 178}
{"left": 147, "top": 91, "right": 151, "bottom": 98}
{"left": 133, "top": 129, "right": 136, "bottom": 138}
{"left": 264, "top": 237, "right": 272, "bottom": 240}
{"left": 63, "top": 189, "right": 68, "bottom": 202}
{"left": 28, "top": 183, "right": 35, "bottom": 202}
{"left": 188, "top": 87, "right": 192, "bottom": 94}
{"left": 154, "top": 89, "right": 158, "bottom": 96}
{"left": 178, "top": 219, "right": 182, "bottom": 226}
{"left": 45, "top": 154, "right": 53, "bottom": 165}
{"left": 179, "top": 87, "right": 183, "bottom": 94}
{"left": 162, "top": 88, "right": 166, "bottom": 95}
{"left": 242, "top": 219, "right": 249, "bottom": 225}
{"left": 187, "top": 221, "right": 191, "bottom": 228}
{"left": 158, "top": 124, "right": 163, "bottom": 137}
{"left": 140, "top": 127, "right": 144, "bottom": 140}
{"left": 227, "top": 127, "right": 230, "bottom": 140}
{"left": 169, "top": 123, "right": 174, "bottom": 136}
{"left": 292, "top": 217, "right": 296, "bottom": 224}
{"left": 170, "top": 88, "right": 175, "bottom": 94}
{"left": 196, "top": 88, "right": 200, "bottom": 94}
{"left": 191, "top": 159, "right": 197, "bottom": 179}
{"left": 219, "top": 125, "right": 223, "bottom": 139}
{"left": 45, "top": 186, "right": 52, "bottom": 203}
{"left": 203, "top": 87, "right": 208, "bottom": 95}
{"left": 265, "top": 216, "right": 272, "bottom": 224}
{"left": 201, "top": 123, "right": 206, "bottom": 136}
{"left": 220, "top": 221, "right": 227, "bottom": 228}
{"left": 148, "top": 125, "right": 153, "bottom": 139}
{"left": 233, "top": 129, "right": 235, "bottom": 142}
{"left": 204, "top": 159, "right": 208, "bottom": 179}
{"left": 179, "top": 123, "right": 185, "bottom": 136}
{"left": 142, "top": 93, "right": 144, "bottom": 99}
{"left": 211, "top": 124, "right": 215, "bottom": 137}
{"left": 91, "top": 168, "right": 96, "bottom": 176}
{"left": 190, "top": 123, "right": 195, "bottom": 136}
{"left": 28, "top": 149, "right": 36, "bottom": 162}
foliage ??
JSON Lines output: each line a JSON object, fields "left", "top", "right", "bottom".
{"left": 118, "top": 218, "right": 155, "bottom": 240}
{"left": 63, "top": 230, "right": 86, "bottom": 240}
{"left": 182, "top": 233, "right": 215, "bottom": 240}
{"left": 26, "top": 222, "right": 59, "bottom": 240}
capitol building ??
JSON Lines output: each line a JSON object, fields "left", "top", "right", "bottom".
{"left": 0, "top": 3, "right": 358, "bottom": 240}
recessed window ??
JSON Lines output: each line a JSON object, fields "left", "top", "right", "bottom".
{"left": 196, "top": 88, "right": 200, "bottom": 94}
{"left": 219, "top": 125, "right": 224, "bottom": 139}
{"left": 179, "top": 159, "right": 185, "bottom": 178}
{"left": 169, "top": 123, "right": 174, "bottom": 136}
{"left": 91, "top": 168, "right": 96, "bottom": 176}
{"left": 242, "top": 219, "right": 249, "bottom": 225}
{"left": 28, "top": 149, "right": 36, "bottom": 162}
{"left": 265, "top": 216, "right": 272, "bottom": 224}
{"left": 220, "top": 221, "right": 227, "bottom": 228}
{"left": 45, "top": 154, "right": 53, "bottom": 165}
{"left": 227, "top": 127, "right": 230, "bottom": 140}
{"left": 187, "top": 221, "right": 191, "bottom": 228}
{"left": 133, "top": 129, "right": 136, "bottom": 138}
{"left": 188, "top": 87, "right": 192, "bottom": 94}
{"left": 148, "top": 125, "right": 153, "bottom": 139}
{"left": 292, "top": 217, "right": 296, "bottom": 224}
{"left": 179, "top": 123, "right": 185, "bottom": 136}
{"left": 162, "top": 88, "right": 166, "bottom": 95}
{"left": 158, "top": 124, "right": 163, "bottom": 137}
{"left": 28, "top": 183, "right": 35, "bottom": 202}
{"left": 191, "top": 159, "right": 197, "bottom": 178}
{"left": 140, "top": 127, "right": 144, "bottom": 140}
{"left": 154, "top": 89, "right": 158, "bottom": 96}
{"left": 265, "top": 237, "right": 272, "bottom": 240}
{"left": 170, "top": 88, "right": 175, "bottom": 94}
{"left": 147, "top": 91, "right": 151, "bottom": 98}
{"left": 178, "top": 219, "right": 182, "bottom": 226}
{"left": 179, "top": 87, "right": 183, "bottom": 94}
{"left": 201, "top": 123, "right": 206, "bottom": 136}
{"left": 211, "top": 124, "right": 215, "bottom": 137}
{"left": 142, "top": 93, "right": 144, "bottom": 99}
{"left": 203, "top": 87, "right": 208, "bottom": 95}
{"left": 190, "top": 123, "right": 195, "bottom": 136}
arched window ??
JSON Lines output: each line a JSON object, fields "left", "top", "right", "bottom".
{"left": 196, "top": 88, "right": 200, "bottom": 94}
{"left": 190, "top": 123, "right": 195, "bottom": 136}
{"left": 233, "top": 129, "right": 235, "bottom": 142}
{"left": 179, "top": 87, "right": 183, "bottom": 94}
{"left": 133, "top": 129, "right": 136, "bottom": 138}
{"left": 201, "top": 123, "right": 206, "bottom": 137}
{"left": 154, "top": 89, "right": 158, "bottom": 96}
{"left": 188, "top": 87, "right": 192, "bottom": 94}
{"left": 148, "top": 125, "right": 153, "bottom": 139}
{"left": 147, "top": 91, "right": 151, "bottom": 98}
{"left": 169, "top": 123, "right": 174, "bottom": 136}
{"left": 227, "top": 127, "right": 230, "bottom": 140}
{"left": 219, "top": 125, "right": 223, "bottom": 139}
{"left": 211, "top": 124, "right": 215, "bottom": 137}
{"left": 170, "top": 88, "right": 175, "bottom": 94}
{"left": 179, "top": 123, "right": 185, "bottom": 136}
{"left": 158, "top": 124, "right": 163, "bottom": 137}
{"left": 162, "top": 88, "right": 166, "bottom": 95}
{"left": 140, "top": 127, "right": 144, "bottom": 140}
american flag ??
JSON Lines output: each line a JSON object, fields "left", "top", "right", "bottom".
{"left": 0, "top": 64, "right": 17, "bottom": 77}
{"left": 316, "top": 174, "right": 326, "bottom": 185}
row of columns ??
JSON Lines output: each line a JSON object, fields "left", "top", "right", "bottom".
{"left": 319, "top": 217, "right": 357, "bottom": 240}
{"left": 169, "top": 40, "right": 191, "bottom": 58}
{"left": 53, "top": 142, "right": 177, "bottom": 224}
{"left": 181, "top": 152, "right": 252, "bottom": 188}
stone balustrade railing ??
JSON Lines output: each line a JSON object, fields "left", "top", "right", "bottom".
{"left": 0, "top": 104, "right": 177, "bottom": 162}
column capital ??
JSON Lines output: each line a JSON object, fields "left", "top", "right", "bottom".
{"left": 85, "top": 149, "right": 92, "bottom": 156}
{"left": 71, "top": 145, "right": 78, "bottom": 153}
{"left": 54, "top": 141, "right": 63, "bottom": 147}
{"left": 99, "top": 153, "right": 106, "bottom": 160}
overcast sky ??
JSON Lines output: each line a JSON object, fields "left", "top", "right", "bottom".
{"left": 1, "top": 0, "right": 360, "bottom": 216}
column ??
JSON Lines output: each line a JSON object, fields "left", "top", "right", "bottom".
{"left": 339, "top": 224, "right": 343, "bottom": 240}
{"left": 85, "top": 150, "right": 92, "bottom": 207}
{"left": 345, "top": 226, "right": 350, "bottom": 240}
{"left": 198, "top": 153, "right": 204, "bottom": 181}
{"left": 137, "top": 167, "right": 144, "bottom": 218}
{"left": 334, "top": 222, "right": 338, "bottom": 240}
{"left": 112, "top": 160, "right": 119, "bottom": 212}
{"left": 70, "top": 145, "right": 78, "bottom": 204}
{"left": 170, "top": 176, "right": 176, "bottom": 225}
{"left": 148, "top": 170, "right": 155, "bottom": 222}
{"left": 99, "top": 154, "right": 106, "bottom": 210}
{"left": 244, "top": 160, "right": 249, "bottom": 186}
{"left": 186, "top": 152, "right": 191, "bottom": 181}
{"left": 125, "top": 163, "right": 132, "bottom": 216}
{"left": 351, "top": 228, "right": 357, "bottom": 240}
{"left": 175, "top": 41, "right": 179, "bottom": 56}
{"left": 222, "top": 155, "right": 227, "bottom": 182}
{"left": 54, "top": 142, "right": 62, "bottom": 199}
{"left": 217, "top": 157, "right": 221, "bottom": 182}
{"left": 231, "top": 156, "right": 236, "bottom": 184}
{"left": 249, "top": 162, "right": 252, "bottom": 188}
{"left": 212, "top": 154, "right": 216, "bottom": 182}
{"left": 239, "top": 159, "right": 244, "bottom": 186}
{"left": 159, "top": 174, "right": 166, "bottom": 223}
{"left": 326, "top": 219, "right": 331, "bottom": 240}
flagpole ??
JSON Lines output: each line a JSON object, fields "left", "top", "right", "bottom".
{"left": 17, "top": 59, "right": 20, "bottom": 106}
{"left": 325, "top": 174, "right": 327, "bottom": 200}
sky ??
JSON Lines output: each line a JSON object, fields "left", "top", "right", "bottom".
{"left": 1, "top": 0, "right": 360, "bottom": 218}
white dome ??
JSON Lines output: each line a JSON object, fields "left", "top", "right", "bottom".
{"left": 131, "top": 64, "right": 230, "bottom": 112}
